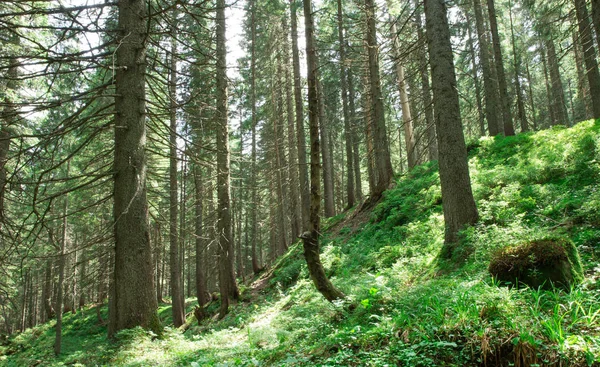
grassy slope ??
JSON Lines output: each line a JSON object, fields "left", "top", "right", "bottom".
{"left": 2, "top": 121, "right": 600, "bottom": 367}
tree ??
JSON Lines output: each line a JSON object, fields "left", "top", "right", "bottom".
{"left": 301, "top": 0, "right": 344, "bottom": 302}
{"left": 109, "top": 0, "right": 160, "bottom": 337}
{"left": 365, "top": 0, "right": 393, "bottom": 200}
{"left": 472, "top": 0, "right": 502, "bottom": 136}
{"left": 574, "top": 0, "right": 600, "bottom": 118}
{"left": 487, "top": 0, "right": 515, "bottom": 135}
{"left": 216, "top": 0, "right": 239, "bottom": 319}
{"left": 424, "top": 0, "right": 479, "bottom": 247}
{"left": 168, "top": 9, "right": 185, "bottom": 328}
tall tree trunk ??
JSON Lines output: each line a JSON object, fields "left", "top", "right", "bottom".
{"left": 508, "top": 0, "right": 528, "bottom": 132}
{"left": 290, "top": 0, "right": 310, "bottom": 229}
{"left": 387, "top": 11, "right": 417, "bottom": 170}
{"left": 487, "top": 0, "right": 515, "bottom": 135}
{"left": 472, "top": 0, "right": 501, "bottom": 136}
{"left": 109, "top": 0, "right": 160, "bottom": 337}
{"left": 592, "top": 0, "right": 600, "bottom": 52}
{"left": 466, "top": 11, "right": 486, "bottom": 136}
{"left": 573, "top": 28, "right": 592, "bottom": 120}
{"left": 284, "top": 19, "right": 302, "bottom": 239}
{"left": 169, "top": 23, "right": 185, "bottom": 328}
{"left": 574, "top": 0, "right": 600, "bottom": 118}
{"left": 273, "top": 64, "right": 289, "bottom": 254}
{"left": 525, "top": 61, "right": 538, "bottom": 130}
{"left": 424, "top": 0, "right": 479, "bottom": 248}
{"left": 347, "top": 67, "right": 363, "bottom": 201}
{"left": 545, "top": 39, "right": 568, "bottom": 125}
{"left": 194, "top": 164, "right": 208, "bottom": 316}
{"left": 540, "top": 44, "right": 555, "bottom": 128}
{"left": 414, "top": 0, "right": 438, "bottom": 159}
{"left": 318, "top": 81, "right": 336, "bottom": 218}
{"left": 0, "top": 47, "right": 18, "bottom": 225}
{"left": 55, "top": 162, "right": 69, "bottom": 355}
{"left": 42, "top": 258, "right": 54, "bottom": 322}
{"left": 302, "top": 0, "right": 345, "bottom": 302}
{"left": 337, "top": 0, "right": 355, "bottom": 209}
{"left": 216, "top": 0, "right": 238, "bottom": 319}
{"left": 365, "top": 0, "right": 393, "bottom": 199}
{"left": 250, "top": 0, "right": 261, "bottom": 274}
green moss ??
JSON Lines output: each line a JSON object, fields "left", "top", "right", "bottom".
{"left": 489, "top": 237, "right": 583, "bottom": 290}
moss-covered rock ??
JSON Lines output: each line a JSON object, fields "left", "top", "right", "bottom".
{"left": 489, "top": 237, "right": 583, "bottom": 290}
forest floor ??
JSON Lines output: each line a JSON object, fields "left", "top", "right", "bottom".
{"left": 2, "top": 120, "right": 600, "bottom": 366}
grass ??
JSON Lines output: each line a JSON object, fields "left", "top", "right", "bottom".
{"left": 2, "top": 120, "right": 600, "bottom": 366}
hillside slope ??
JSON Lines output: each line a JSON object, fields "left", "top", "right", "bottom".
{"left": 2, "top": 121, "right": 599, "bottom": 366}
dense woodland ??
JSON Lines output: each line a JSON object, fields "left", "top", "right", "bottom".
{"left": 0, "top": 0, "right": 599, "bottom": 365}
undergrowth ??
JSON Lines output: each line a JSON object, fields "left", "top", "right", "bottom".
{"left": 2, "top": 121, "right": 599, "bottom": 366}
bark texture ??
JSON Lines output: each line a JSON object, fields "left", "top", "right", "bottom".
{"left": 110, "top": 0, "right": 160, "bottom": 337}
{"left": 574, "top": 0, "right": 600, "bottom": 118}
{"left": 302, "top": 0, "right": 344, "bottom": 302}
{"left": 424, "top": 0, "right": 479, "bottom": 247}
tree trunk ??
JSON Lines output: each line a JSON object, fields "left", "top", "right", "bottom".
{"left": 302, "top": 0, "right": 345, "bottom": 302}
{"left": 465, "top": 11, "right": 486, "bottom": 136}
{"left": 487, "top": 0, "right": 515, "bottom": 135}
{"left": 574, "top": 0, "right": 600, "bottom": 118}
{"left": 414, "top": 0, "right": 438, "bottom": 159}
{"left": 365, "top": 0, "right": 393, "bottom": 199}
{"left": 388, "top": 14, "right": 417, "bottom": 170}
{"left": 0, "top": 48, "right": 18, "bottom": 225}
{"left": 55, "top": 163, "right": 69, "bottom": 355}
{"left": 472, "top": 0, "right": 501, "bottom": 136}
{"left": 290, "top": 0, "right": 310, "bottom": 229}
{"left": 194, "top": 164, "right": 209, "bottom": 316}
{"left": 109, "top": 0, "right": 160, "bottom": 337}
{"left": 545, "top": 39, "right": 568, "bottom": 125}
{"left": 216, "top": 0, "right": 238, "bottom": 319}
{"left": 337, "top": 0, "right": 355, "bottom": 209}
{"left": 250, "top": 0, "right": 261, "bottom": 275}
{"left": 424, "top": 0, "right": 479, "bottom": 248}
{"left": 273, "top": 63, "right": 289, "bottom": 254}
{"left": 318, "top": 81, "right": 336, "bottom": 218}
{"left": 592, "top": 0, "right": 600, "bottom": 52}
{"left": 42, "top": 258, "right": 54, "bottom": 322}
{"left": 573, "top": 28, "right": 592, "bottom": 120}
{"left": 347, "top": 66, "right": 363, "bottom": 201}
{"left": 284, "top": 16, "right": 302, "bottom": 240}
{"left": 508, "top": 0, "right": 528, "bottom": 132}
{"left": 540, "top": 44, "right": 555, "bottom": 128}
{"left": 168, "top": 22, "right": 185, "bottom": 328}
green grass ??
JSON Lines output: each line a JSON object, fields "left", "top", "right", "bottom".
{"left": 2, "top": 120, "right": 600, "bottom": 366}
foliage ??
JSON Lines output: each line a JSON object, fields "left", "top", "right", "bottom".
{"left": 2, "top": 121, "right": 600, "bottom": 366}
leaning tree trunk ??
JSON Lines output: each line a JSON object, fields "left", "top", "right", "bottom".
{"left": 302, "top": 0, "right": 344, "bottom": 302}
{"left": 424, "top": 0, "right": 479, "bottom": 249}
{"left": 574, "top": 0, "right": 600, "bottom": 118}
{"left": 389, "top": 19, "right": 416, "bottom": 170}
{"left": 109, "top": 0, "right": 160, "bottom": 338}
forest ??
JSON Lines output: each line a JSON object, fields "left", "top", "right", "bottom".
{"left": 0, "top": 0, "right": 599, "bottom": 365}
